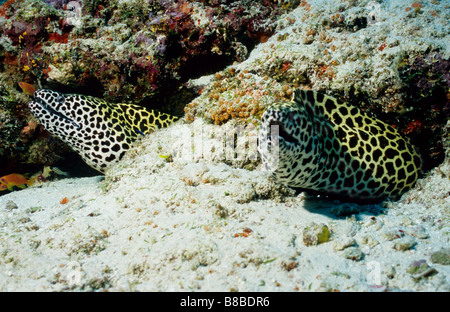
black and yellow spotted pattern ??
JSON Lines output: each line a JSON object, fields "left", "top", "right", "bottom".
{"left": 29, "top": 90, "right": 178, "bottom": 173}
{"left": 258, "top": 89, "right": 421, "bottom": 200}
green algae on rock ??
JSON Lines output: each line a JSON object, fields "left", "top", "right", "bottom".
{"left": 430, "top": 248, "right": 450, "bottom": 265}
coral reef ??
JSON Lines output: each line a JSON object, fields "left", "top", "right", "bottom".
{"left": 8, "top": 0, "right": 300, "bottom": 103}
{"left": 184, "top": 68, "right": 292, "bottom": 125}
{"left": 0, "top": 0, "right": 299, "bottom": 174}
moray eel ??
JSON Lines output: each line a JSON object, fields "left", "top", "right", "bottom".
{"left": 29, "top": 90, "right": 178, "bottom": 173}
{"left": 258, "top": 89, "right": 421, "bottom": 200}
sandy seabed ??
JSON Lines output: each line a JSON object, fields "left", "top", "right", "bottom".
{"left": 0, "top": 118, "right": 449, "bottom": 292}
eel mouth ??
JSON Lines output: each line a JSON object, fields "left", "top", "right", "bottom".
{"left": 267, "top": 119, "right": 299, "bottom": 145}
{"left": 33, "top": 95, "right": 81, "bottom": 129}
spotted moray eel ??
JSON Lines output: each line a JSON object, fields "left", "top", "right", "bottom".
{"left": 258, "top": 89, "right": 421, "bottom": 200}
{"left": 29, "top": 90, "right": 178, "bottom": 173}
